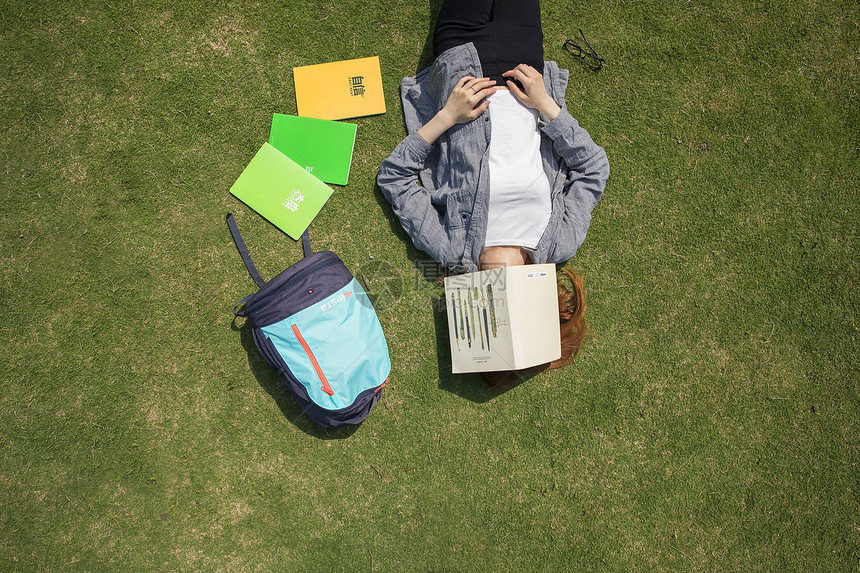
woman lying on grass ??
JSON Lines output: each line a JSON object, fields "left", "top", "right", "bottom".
{"left": 377, "top": 0, "right": 609, "bottom": 387}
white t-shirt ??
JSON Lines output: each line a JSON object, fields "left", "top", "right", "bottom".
{"left": 484, "top": 89, "right": 552, "bottom": 251}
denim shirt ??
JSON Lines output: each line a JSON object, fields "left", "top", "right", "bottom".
{"left": 377, "top": 43, "right": 610, "bottom": 273}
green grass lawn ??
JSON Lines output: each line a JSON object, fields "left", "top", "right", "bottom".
{"left": 1, "top": 0, "right": 857, "bottom": 570}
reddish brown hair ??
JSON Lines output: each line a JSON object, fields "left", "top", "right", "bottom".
{"left": 482, "top": 268, "right": 588, "bottom": 389}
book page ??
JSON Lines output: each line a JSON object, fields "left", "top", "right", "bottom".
{"left": 444, "top": 268, "right": 516, "bottom": 373}
{"left": 506, "top": 265, "right": 561, "bottom": 369}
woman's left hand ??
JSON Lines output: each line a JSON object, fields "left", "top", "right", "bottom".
{"left": 502, "top": 64, "right": 561, "bottom": 121}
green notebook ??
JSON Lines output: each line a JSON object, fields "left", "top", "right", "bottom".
{"left": 230, "top": 143, "right": 333, "bottom": 240}
{"left": 269, "top": 114, "right": 357, "bottom": 186}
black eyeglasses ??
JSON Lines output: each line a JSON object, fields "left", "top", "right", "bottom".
{"left": 563, "top": 29, "right": 605, "bottom": 71}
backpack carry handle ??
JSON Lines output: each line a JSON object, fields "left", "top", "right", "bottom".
{"left": 226, "top": 213, "right": 313, "bottom": 288}
{"left": 226, "top": 213, "right": 266, "bottom": 288}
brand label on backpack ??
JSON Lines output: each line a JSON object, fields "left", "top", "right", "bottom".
{"left": 319, "top": 289, "right": 353, "bottom": 312}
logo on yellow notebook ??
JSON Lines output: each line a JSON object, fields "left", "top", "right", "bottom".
{"left": 348, "top": 75, "right": 365, "bottom": 97}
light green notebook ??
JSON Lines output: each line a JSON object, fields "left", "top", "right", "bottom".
{"left": 230, "top": 143, "right": 333, "bottom": 240}
{"left": 269, "top": 114, "right": 357, "bottom": 186}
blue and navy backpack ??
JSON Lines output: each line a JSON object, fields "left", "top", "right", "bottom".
{"left": 226, "top": 213, "right": 390, "bottom": 428}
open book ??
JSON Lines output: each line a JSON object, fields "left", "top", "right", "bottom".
{"left": 443, "top": 264, "right": 561, "bottom": 374}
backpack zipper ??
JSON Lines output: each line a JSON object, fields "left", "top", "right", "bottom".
{"left": 245, "top": 257, "right": 339, "bottom": 315}
{"left": 291, "top": 323, "right": 334, "bottom": 397}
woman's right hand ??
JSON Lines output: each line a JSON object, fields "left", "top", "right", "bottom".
{"left": 418, "top": 76, "right": 497, "bottom": 144}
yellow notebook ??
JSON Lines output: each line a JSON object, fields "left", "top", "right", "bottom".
{"left": 293, "top": 56, "right": 385, "bottom": 120}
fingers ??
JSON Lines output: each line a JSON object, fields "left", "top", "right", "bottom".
{"left": 502, "top": 66, "right": 534, "bottom": 104}
{"left": 444, "top": 75, "right": 498, "bottom": 124}
{"left": 502, "top": 64, "right": 541, "bottom": 89}
{"left": 506, "top": 79, "right": 526, "bottom": 101}
{"left": 458, "top": 76, "right": 497, "bottom": 100}
{"left": 502, "top": 63, "right": 539, "bottom": 79}
{"left": 466, "top": 100, "right": 491, "bottom": 121}
{"left": 501, "top": 64, "right": 554, "bottom": 113}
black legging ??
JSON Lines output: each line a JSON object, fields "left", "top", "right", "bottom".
{"left": 433, "top": 0, "right": 544, "bottom": 87}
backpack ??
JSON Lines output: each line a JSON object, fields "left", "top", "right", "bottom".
{"left": 226, "top": 213, "right": 390, "bottom": 428}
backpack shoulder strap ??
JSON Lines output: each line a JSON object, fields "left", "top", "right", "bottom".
{"left": 226, "top": 213, "right": 266, "bottom": 288}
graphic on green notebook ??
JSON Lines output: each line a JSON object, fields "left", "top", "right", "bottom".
{"left": 269, "top": 114, "right": 357, "bottom": 186}
{"left": 230, "top": 143, "right": 333, "bottom": 240}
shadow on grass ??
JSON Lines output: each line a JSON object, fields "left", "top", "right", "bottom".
{"left": 430, "top": 296, "right": 544, "bottom": 402}
{"left": 232, "top": 318, "right": 360, "bottom": 440}
{"left": 417, "top": 0, "right": 444, "bottom": 74}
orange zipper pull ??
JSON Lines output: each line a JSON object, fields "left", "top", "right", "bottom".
{"left": 291, "top": 324, "right": 334, "bottom": 396}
